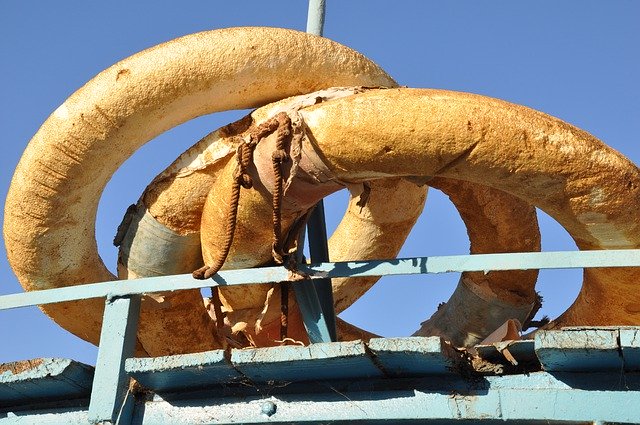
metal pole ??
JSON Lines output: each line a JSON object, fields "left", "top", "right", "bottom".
{"left": 88, "top": 295, "right": 140, "bottom": 424}
{"left": 306, "top": 0, "right": 326, "bottom": 36}
{"left": 303, "top": 0, "right": 337, "bottom": 342}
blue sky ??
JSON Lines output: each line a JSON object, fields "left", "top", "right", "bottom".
{"left": 1, "top": 1, "right": 638, "bottom": 365}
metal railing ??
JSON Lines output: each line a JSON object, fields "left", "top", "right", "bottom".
{"left": 2, "top": 248, "right": 640, "bottom": 422}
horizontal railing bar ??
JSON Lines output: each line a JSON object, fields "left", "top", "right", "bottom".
{"left": 1, "top": 249, "right": 639, "bottom": 311}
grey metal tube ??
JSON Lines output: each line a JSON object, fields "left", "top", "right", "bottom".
{"left": 306, "top": 0, "right": 326, "bottom": 36}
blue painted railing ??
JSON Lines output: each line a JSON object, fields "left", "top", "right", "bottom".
{"left": 4, "top": 249, "right": 640, "bottom": 310}
{"left": 2, "top": 249, "right": 640, "bottom": 423}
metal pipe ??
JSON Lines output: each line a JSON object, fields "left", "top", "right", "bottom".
{"left": 303, "top": 0, "right": 337, "bottom": 341}
{"left": 3, "top": 249, "right": 640, "bottom": 311}
{"left": 306, "top": 202, "right": 337, "bottom": 341}
{"left": 306, "top": 0, "right": 326, "bottom": 36}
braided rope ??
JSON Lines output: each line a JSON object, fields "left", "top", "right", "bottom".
{"left": 193, "top": 112, "right": 292, "bottom": 279}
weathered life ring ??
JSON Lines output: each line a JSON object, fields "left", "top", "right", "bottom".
{"left": 121, "top": 87, "right": 541, "bottom": 349}
{"left": 198, "top": 87, "right": 640, "bottom": 335}
{"left": 3, "top": 27, "right": 400, "bottom": 356}
{"left": 4, "top": 27, "right": 546, "bottom": 355}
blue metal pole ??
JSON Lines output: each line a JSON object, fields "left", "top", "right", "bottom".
{"left": 304, "top": 0, "right": 338, "bottom": 342}
{"left": 305, "top": 203, "right": 337, "bottom": 341}
{"left": 306, "top": 0, "right": 326, "bottom": 36}
{"left": 87, "top": 295, "right": 140, "bottom": 424}
{"left": 292, "top": 228, "right": 334, "bottom": 343}
{"left": 3, "top": 249, "right": 640, "bottom": 311}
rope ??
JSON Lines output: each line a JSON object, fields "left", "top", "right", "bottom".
{"left": 209, "top": 286, "right": 227, "bottom": 347}
{"left": 192, "top": 112, "right": 308, "bottom": 346}
{"left": 193, "top": 112, "right": 291, "bottom": 279}
{"left": 192, "top": 113, "right": 288, "bottom": 280}
{"left": 192, "top": 143, "right": 251, "bottom": 279}
{"left": 271, "top": 113, "right": 292, "bottom": 264}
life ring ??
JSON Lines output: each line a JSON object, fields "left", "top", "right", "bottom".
{"left": 5, "top": 27, "right": 546, "bottom": 355}
{"left": 199, "top": 87, "right": 640, "bottom": 336}
{"left": 122, "top": 88, "right": 541, "bottom": 349}
{"left": 3, "top": 27, "right": 399, "bottom": 356}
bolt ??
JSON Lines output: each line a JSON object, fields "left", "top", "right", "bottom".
{"left": 261, "top": 400, "right": 277, "bottom": 417}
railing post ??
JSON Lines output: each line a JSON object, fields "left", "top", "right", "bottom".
{"left": 292, "top": 231, "right": 334, "bottom": 343}
{"left": 88, "top": 295, "right": 140, "bottom": 424}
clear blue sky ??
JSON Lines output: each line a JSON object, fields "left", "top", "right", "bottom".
{"left": 1, "top": 1, "right": 638, "bottom": 365}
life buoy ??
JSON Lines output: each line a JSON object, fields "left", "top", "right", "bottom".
{"left": 3, "top": 27, "right": 399, "bottom": 355}
{"left": 124, "top": 88, "right": 541, "bottom": 349}
{"left": 199, "top": 87, "right": 640, "bottom": 336}
{"left": 4, "top": 28, "right": 547, "bottom": 355}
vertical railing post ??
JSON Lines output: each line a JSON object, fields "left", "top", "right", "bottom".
{"left": 292, "top": 230, "right": 333, "bottom": 343}
{"left": 304, "top": 0, "right": 338, "bottom": 343}
{"left": 88, "top": 295, "right": 141, "bottom": 424}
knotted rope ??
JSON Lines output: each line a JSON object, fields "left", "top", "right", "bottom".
{"left": 192, "top": 112, "right": 300, "bottom": 344}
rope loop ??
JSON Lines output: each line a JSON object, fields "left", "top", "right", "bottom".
{"left": 193, "top": 112, "right": 295, "bottom": 280}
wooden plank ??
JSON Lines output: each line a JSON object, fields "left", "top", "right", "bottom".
{"left": 126, "top": 350, "right": 241, "bottom": 392}
{"left": 0, "top": 358, "right": 93, "bottom": 407}
{"left": 231, "top": 341, "right": 382, "bottom": 383}
{"left": 535, "top": 329, "right": 622, "bottom": 372}
{"left": 133, "top": 371, "right": 640, "bottom": 424}
{"left": 367, "top": 337, "right": 454, "bottom": 376}
{"left": 0, "top": 409, "right": 89, "bottom": 424}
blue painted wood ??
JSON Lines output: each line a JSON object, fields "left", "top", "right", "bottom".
{"left": 87, "top": 296, "right": 140, "bottom": 424}
{"left": 620, "top": 328, "right": 640, "bottom": 371}
{"left": 231, "top": 340, "right": 382, "bottom": 382}
{"left": 131, "top": 371, "right": 640, "bottom": 424}
{"left": 0, "top": 359, "right": 93, "bottom": 408}
{"left": 0, "top": 409, "right": 89, "bottom": 424}
{"left": 367, "top": 337, "right": 454, "bottom": 376}
{"left": 3, "top": 332, "right": 640, "bottom": 423}
{"left": 4, "top": 371, "right": 638, "bottom": 424}
{"left": 3, "top": 249, "right": 640, "bottom": 311}
{"left": 125, "top": 350, "right": 240, "bottom": 392}
{"left": 535, "top": 329, "right": 623, "bottom": 372}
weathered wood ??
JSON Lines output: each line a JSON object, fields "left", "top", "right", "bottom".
{"left": 0, "top": 358, "right": 93, "bottom": 408}
{"left": 231, "top": 340, "right": 382, "bottom": 382}
{"left": 535, "top": 329, "right": 623, "bottom": 372}
{"left": 126, "top": 350, "right": 240, "bottom": 392}
{"left": 620, "top": 328, "right": 640, "bottom": 371}
{"left": 367, "top": 337, "right": 454, "bottom": 376}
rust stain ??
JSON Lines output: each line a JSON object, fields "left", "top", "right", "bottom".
{"left": 219, "top": 114, "right": 253, "bottom": 138}
{"left": 0, "top": 358, "right": 44, "bottom": 375}
{"left": 116, "top": 68, "right": 131, "bottom": 81}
